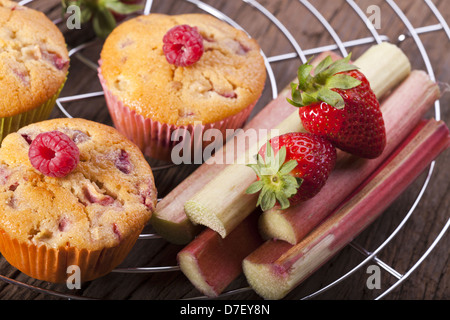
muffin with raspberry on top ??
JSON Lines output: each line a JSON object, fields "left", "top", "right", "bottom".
{"left": 98, "top": 13, "right": 266, "bottom": 161}
{"left": 0, "top": 118, "right": 157, "bottom": 283}
{"left": 0, "top": 0, "right": 69, "bottom": 142}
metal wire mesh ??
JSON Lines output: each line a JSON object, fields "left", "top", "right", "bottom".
{"left": 1, "top": 0, "right": 448, "bottom": 300}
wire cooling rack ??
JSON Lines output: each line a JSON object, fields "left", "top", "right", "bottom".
{"left": 0, "top": 0, "right": 448, "bottom": 300}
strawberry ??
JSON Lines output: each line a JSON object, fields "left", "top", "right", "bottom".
{"left": 287, "top": 54, "right": 386, "bottom": 159}
{"left": 246, "top": 132, "right": 337, "bottom": 211}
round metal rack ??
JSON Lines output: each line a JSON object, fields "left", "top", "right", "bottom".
{"left": 1, "top": 0, "right": 448, "bottom": 300}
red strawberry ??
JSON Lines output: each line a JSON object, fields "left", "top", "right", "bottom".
{"left": 287, "top": 54, "right": 386, "bottom": 159}
{"left": 246, "top": 132, "right": 337, "bottom": 211}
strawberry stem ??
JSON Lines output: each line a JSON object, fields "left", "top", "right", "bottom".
{"left": 246, "top": 143, "right": 301, "bottom": 211}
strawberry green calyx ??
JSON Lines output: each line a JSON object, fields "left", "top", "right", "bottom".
{"left": 246, "top": 143, "right": 301, "bottom": 211}
{"left": 287, "top": 54, "right": 362, "bottom": 109}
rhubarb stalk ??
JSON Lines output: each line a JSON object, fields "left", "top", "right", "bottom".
{"left": 177, "top": 211, "right": 263, "bottom": 297}
{"left": 184, "top": 43, "right": 411, "bottom": 238}
{"left": 243, "top": 119, "right": 450, "bottom": 300}
{"left": 259, "top": 70, "right": 441, "bottom": 244}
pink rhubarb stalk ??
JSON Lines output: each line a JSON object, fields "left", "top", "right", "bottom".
{"left": 243, "top": 119, "right": 450, "bottom": 300}
{"left": 177, "top": 211, "right": 263, "bottom": 297}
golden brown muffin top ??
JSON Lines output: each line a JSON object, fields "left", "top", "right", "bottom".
{"left": 0, "top": 118, "right": 157, "bottom": 250}
{"left": 100, "top": 13, "right": 266, "bottom": 125}
{"left": 0, "top": 0, "right": 69, "bottom": 117}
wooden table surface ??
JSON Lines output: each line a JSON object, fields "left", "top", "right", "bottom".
{"left": 0, "top": 0, "right": 448, "bottom": 300}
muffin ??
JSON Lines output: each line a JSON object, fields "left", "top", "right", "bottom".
{"left": 0, "top": 0, "right": 69, "bottom": 143}
{"left": 0, "top": 118, "right": 157, "bottom": 283}
{"left": 98, "top": 13, "right": 266, "bottom": 161}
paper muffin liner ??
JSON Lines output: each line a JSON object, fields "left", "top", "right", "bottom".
{"left": 98, "top": 69, "right": 258, "bottom": 162}
{"left": 0, "top": 226, "right": 142, "bottom": 283}
{"left": 0, "top": 79, "right": 66, "bottom": 144}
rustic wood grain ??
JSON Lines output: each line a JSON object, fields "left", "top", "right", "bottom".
{"left": 0, "top": 0, "right": 448, "bottom": 300}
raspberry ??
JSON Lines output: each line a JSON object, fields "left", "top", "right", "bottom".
{"left": 28, "top": 131, "right": 80, "bottom": 178}
{"left": 162, "top": 24, "right": 204, "bottom": 67}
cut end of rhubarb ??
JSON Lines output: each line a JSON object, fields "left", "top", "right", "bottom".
{"left": 184, "top": 200, "right": 228, "bottom": 238}
{"left": 242, "top": 258, "right": 291, "bottom": 300}
{"left": 178, "top": 251, "right": 219, "bottom": 297}
{"left": 259, "top": 210, "right": 297, "bottom": 244}
{"left": 242, "top": 238, "right": 301, "bottom": 300}
{"left": 177, "top": 212, "right": 263, "bottom": 297}
{"left": 151, "top": 214, "right": 203, "bottom": 245}
{"left": 244, "top": 235, "right": 336, "bottom": 300}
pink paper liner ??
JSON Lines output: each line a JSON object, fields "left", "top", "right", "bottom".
{"left": 98, "top": 67, "right": 258, "bottom": 162}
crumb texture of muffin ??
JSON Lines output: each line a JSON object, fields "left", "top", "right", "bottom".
{"left": 0, "top": 118, "right": 157, "bottom": 252}
{"left": 99, "top": 13, "right": 266, "bottom": 126}
{"left": 0, "top": 0, "right": 69, "bottom": 117}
